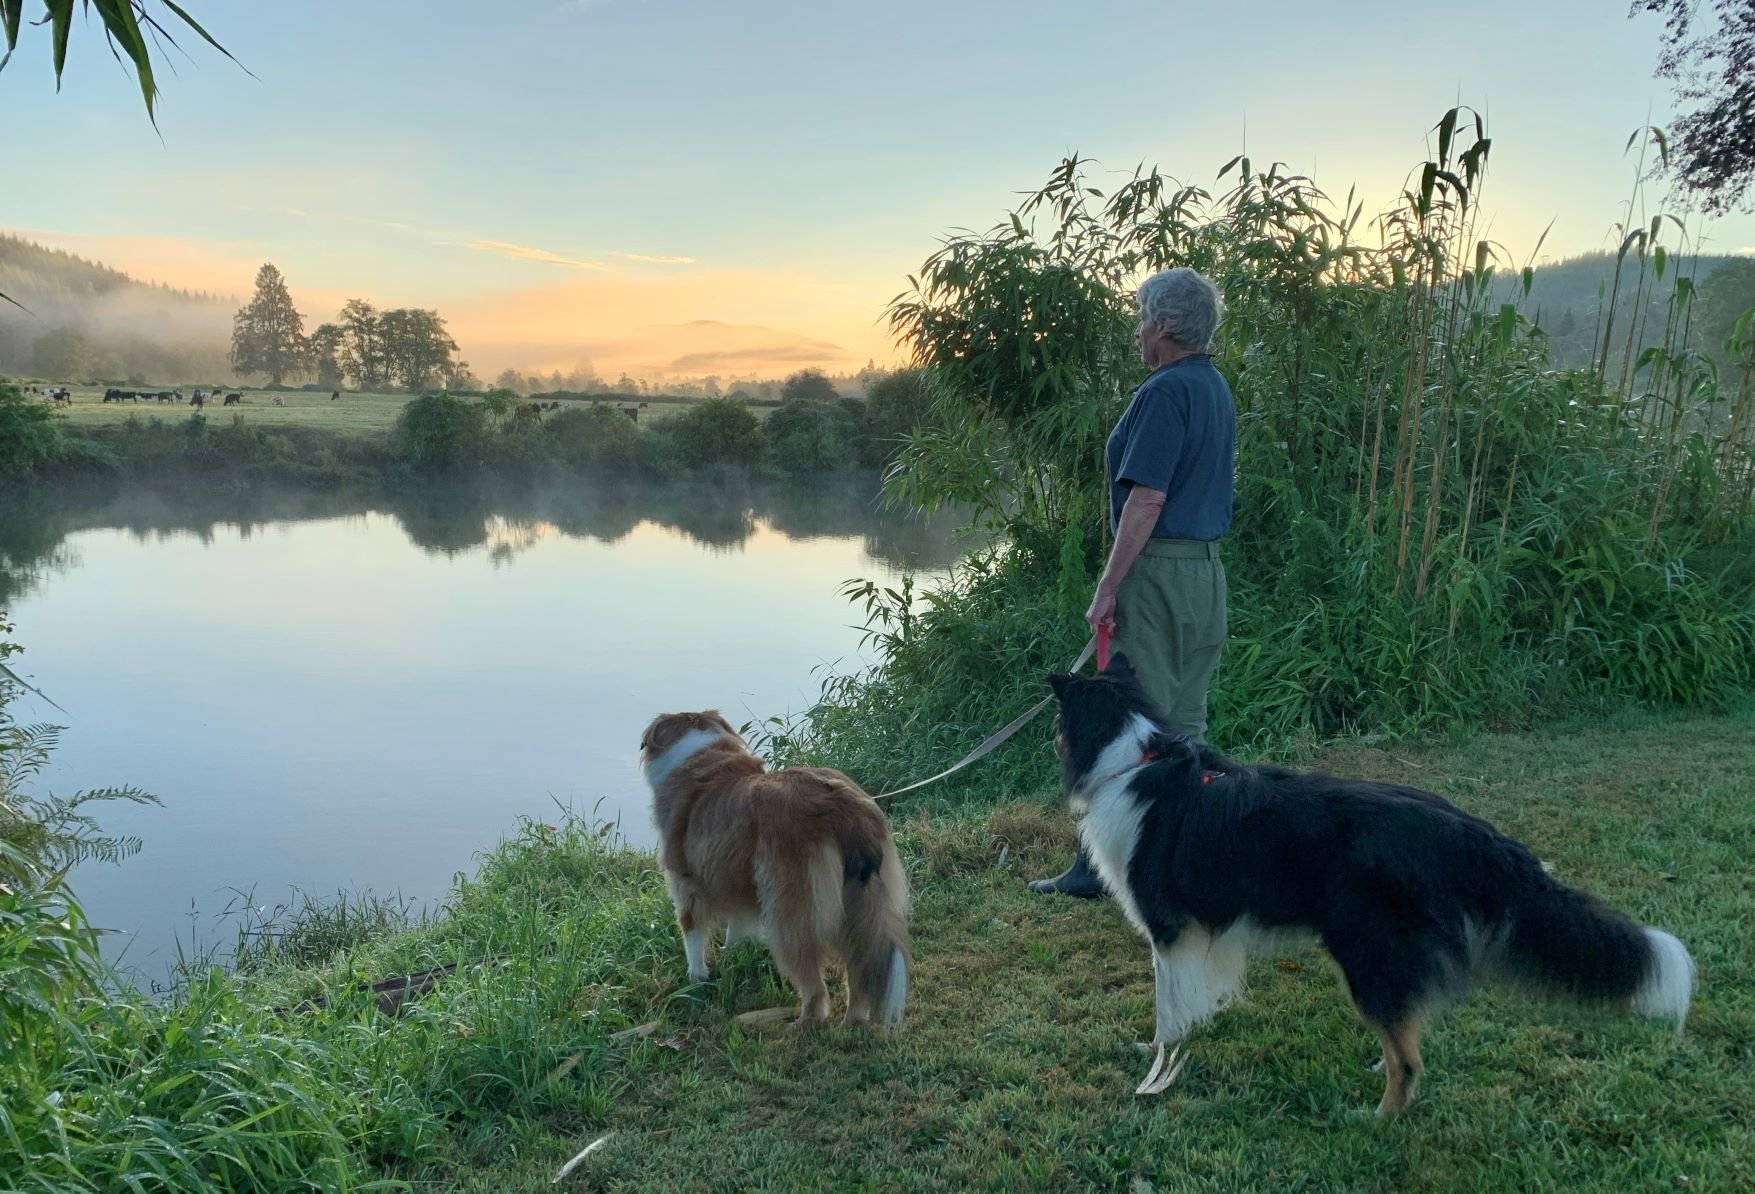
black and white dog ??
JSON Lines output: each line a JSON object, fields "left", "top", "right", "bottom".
{"left": 1047, "top": 658, "right": 1695, "bottom": 1114}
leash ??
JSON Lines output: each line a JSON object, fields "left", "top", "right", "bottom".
{"left": 873, "top": 633, "right": 1100, "bottom": 801}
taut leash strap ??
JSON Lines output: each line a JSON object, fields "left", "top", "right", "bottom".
{"left": 873, "top": 635, "right": 1098, "bottom": 801}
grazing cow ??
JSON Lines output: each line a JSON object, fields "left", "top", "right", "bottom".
{"left": 52, "top": 388, "right": 72, "bottom": 407}
{"left": 103, "top": 388, "right": 121, "bottom": 403}
{"left": 223, "top": 392, "right": 242, "bottom": 406}
{"left": 271, "top": 395, "right": 285, "bottom": 406}
{"left": 190, "top": 391, "right": 207, "bottom": 409}
{"left": 545, "top": 400, "right": 561, "bottom": 410}
{"left": 519, "top": 401, "right": 544, "bottom": 422}
{"left": 157, "top": 391, "right": 176, "bottom": 404}
{"left": 331, "top": 390, "right": 340, "bottom": 401}
{"left": 622, "top": 405, "right": 638, "bottom": 423}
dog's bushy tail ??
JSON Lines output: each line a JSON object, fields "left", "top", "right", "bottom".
{"left": 843, "top": 836, "right": 911, "bottom": 1027}
{"left": 1502, "top": 878, "right": 1694, "bottom": 1027}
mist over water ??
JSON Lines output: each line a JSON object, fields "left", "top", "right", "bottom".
{"left": 2, "top": 480, "right": 971, "bottom": 978}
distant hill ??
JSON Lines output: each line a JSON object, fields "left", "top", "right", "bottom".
{"left": 0, "top": 233, "right": 232, "bottom": 385}
{"left": 1508, "top": 252, "right": 1753, "bottom": 371}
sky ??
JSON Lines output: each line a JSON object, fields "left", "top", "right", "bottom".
{"left": 7, "top": 0, "right": 1754, "bottom": 380}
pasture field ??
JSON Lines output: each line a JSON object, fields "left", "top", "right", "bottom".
{"left": 235, "top": 702, "right": 1749, "bottom": 1193}
{"left": 37, "top": 386, "right": 706, "bottom": 436}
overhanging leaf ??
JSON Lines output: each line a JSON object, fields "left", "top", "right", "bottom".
{"left": 0, "top": 662, "right": 67, "bottom": 714}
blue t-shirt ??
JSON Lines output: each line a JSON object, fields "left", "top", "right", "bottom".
{"left": 1106, "top": 355, "right": 1236, "bottom": 540}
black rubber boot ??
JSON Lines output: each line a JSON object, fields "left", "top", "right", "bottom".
{"left": 1027, "top": 846, "right": 1107, "bottom": 898}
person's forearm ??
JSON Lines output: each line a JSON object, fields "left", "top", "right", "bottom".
{"left": 1098, "top": 486, "right": 1167, "bottom": 598}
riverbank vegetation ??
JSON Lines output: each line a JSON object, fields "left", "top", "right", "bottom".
{"left": 3, "top": 668, "right": 1750, "bottom": 1190}
{"left": 5, "top": 108, "right": 1755, "bottom": 1191}
{"left": 0, "top": 366, "right": 935, "bottom": 490}
{"left": 773, "top": 113, "right": 1755, "bottom": 803}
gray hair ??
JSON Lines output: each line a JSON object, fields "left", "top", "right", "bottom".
{"left": 1136, "top": 267, "right": 1224, "bottom": 351}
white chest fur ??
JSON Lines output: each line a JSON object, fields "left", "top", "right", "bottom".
{"left": 1080, "top": 776, "right": 1151, "bottom": 938}
{"left": 1071, "top": 714, "right": 1157, "bottom": 939}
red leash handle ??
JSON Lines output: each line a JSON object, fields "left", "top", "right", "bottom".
{"left": 1096, "top": 621, "right": 1112, "bottom": 672}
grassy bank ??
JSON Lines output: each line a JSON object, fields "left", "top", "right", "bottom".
{"left": 43, "top": 386, "right": 709, "bottom": 436}
{"left": 5, "top": 375, "right": 925, "bottom": 490}
{"left": 11, "top": 705, "right": 1750, "bottom": 1192}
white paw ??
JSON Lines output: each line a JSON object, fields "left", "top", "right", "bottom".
{"left": 687, "top": 967, "right": 710, "bottom": 983}
{"left": 1134, "top": 1042, "right": 1187, "bottom": 1096}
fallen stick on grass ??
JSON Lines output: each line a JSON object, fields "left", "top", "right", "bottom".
{"left": 734, "top": 1006, "right": 795, "bottom": 1028}
{"left": 608, "top": 1020, "right": 659, "bottom": 1042}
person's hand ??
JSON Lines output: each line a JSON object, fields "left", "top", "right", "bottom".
{"left": 1085, "top": 585, "right": 1117, "bottom": 635}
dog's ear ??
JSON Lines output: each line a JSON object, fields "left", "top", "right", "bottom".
{"left": 1105, "top": 652, "right": 1137, "bottom": 679}
{"left": 704, "top": 710, "right": 737, "bottom": 736}
{"left": 1046, "top": 672, "right": 1075, "bottom": 699}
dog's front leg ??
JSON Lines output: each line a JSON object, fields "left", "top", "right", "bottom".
{"left": 682, "top": 924, "right": 711, "bottom": 982}
{"left": 724, "top": 914, "right": 762, "bottom": 949}
{"left": 665, "top": 871, "right": 712, "bottom": 982}
{"left": 1138, "top": 920, "right": 1221, "bottom": 1096}
{"left": 1152, "top": 944, "right": 1179, "bottom": 1046}
{"left": 1137, "top": 944, "right": 1191, "bottom": 1095}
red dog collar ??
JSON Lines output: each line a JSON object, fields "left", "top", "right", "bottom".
{"left": 1136, "top": 749, "right": 1225, "bottom": 784}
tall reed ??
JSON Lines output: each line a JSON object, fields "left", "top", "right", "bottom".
{"left": 782, "top": 109, "right": 1755, "bottom": 802}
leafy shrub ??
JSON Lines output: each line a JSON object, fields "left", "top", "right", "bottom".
{"left": 762, "top": 393, "right": 864, "bottom": 474}
{"left": 862, "top": 368, "right": 938, "bottom": 466}
{"left": 780, "top": 113, "right": 1755, "bottom": 802}
{"left": 0, "top": 380, "right": 66, "bottom": 482}
{"left": 394, "top": 393, "right": 488, "bottom": 472}
{"left": 544, "top": 403, "right": 640, "bottom": 474}
{"left": 662, "top": 397, "right": 763, "bottom": 468}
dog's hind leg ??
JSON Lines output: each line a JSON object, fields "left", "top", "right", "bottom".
{"left": 757, "top": 848, "right": 838, "bottom": 1026}
{"left": 842, "top": 977, "right": 872, "bottom": 1027}
{"left": 1328, "top": 926, "right": 1430, "bottom": 1114}
{"left": 770, "top": 935, "right": 831, "bottom": 1025}
{"left": 1365, "top": 1018, "right": 1424, "bottom": 1116}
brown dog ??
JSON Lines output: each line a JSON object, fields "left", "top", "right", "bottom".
{"left": 640, "top": 710, "right": 911, "bottom": 1027}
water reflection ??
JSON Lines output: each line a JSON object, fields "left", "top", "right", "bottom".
{"left": 0, "top": 480, "right": 973, "bottom": 606}
{"left": 2, "top": 479, "right": 973, "bottom": 976}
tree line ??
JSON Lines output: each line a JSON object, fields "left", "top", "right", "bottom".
{"left": 230, "top": 264, "right": 478, "bottom": 392}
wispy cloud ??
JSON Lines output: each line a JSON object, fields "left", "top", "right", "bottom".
{"left": 666, "top": 343, "right": 847, "bottom": 372}
{"left": 464, "top": 240, "right": 605, "bottom": 270}
{"left": 610, "top": 250, "right": 697, "bottom": 265}
{"left": 457, "top": 240, "right": 696, "bottom": 269}
{"left": 550, "top": 0, "right": 624, "bottom": 14}
{"left": 338, "top": 213, "right": 430, "bottom": 236}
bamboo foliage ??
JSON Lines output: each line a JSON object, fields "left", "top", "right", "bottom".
{"left": 878, "top": 108, "right": 1755, "bottom": 742}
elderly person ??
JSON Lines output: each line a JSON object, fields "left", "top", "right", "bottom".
{"left": 1029, "top": 266, "right": 1236, "bottom": 898}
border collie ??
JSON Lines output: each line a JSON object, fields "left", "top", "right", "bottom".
{"left": 1048, "top": 658, "right": 1695, "bottom": 1113}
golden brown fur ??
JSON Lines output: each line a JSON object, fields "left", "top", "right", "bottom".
{"left": 640, "top": 710, "right": 912, "bottom": 1027}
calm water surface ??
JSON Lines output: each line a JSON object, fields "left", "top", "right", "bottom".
{"left": 1, "top": 484, "right": 965, "bottom": 974}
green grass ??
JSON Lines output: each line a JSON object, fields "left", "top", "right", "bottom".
{"left": 46, "top": 388, "right": 724, "bottom": 436}
{"left": 383, "top": 706, "right": 1751, "bottom": 1191}
{"left": 11, "top": 706, "right": 1750, "bottom": 1192}
{"left": 50, "top": 386, "right": 416, "bottom": 435}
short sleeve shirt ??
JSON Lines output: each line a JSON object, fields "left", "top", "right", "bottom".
{"left": 1105, "top": 354, "right": 1236, "bottom": 540}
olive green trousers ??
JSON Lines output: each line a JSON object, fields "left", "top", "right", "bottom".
{"left": 1111, "top": 538, "right": 1227, "bottom": 741}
